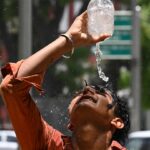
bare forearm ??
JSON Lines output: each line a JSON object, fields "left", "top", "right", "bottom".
{"left": 17, "top": 36, "right": 72, "bottom": 77}
{"left": 17, "top": 11, "right": 109, "bottom": 78}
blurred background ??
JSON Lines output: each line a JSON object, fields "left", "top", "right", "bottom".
{"left": 0, "top": 0, "right": 150, "bottom": 149}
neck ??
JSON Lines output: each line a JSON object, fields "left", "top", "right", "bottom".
{"left": 72, "top": 123, "right": 113, "bottom": 150}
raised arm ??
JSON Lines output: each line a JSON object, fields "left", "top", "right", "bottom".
{"left": 17, "top": 11, "right": 110, "bottom": 77}
{"left": 0, "top": 11, "right": 110, "bottom": 150}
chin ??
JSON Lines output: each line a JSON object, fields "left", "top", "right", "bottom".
{"left": 70, "top": 102, "right": 96, "bottom": 121}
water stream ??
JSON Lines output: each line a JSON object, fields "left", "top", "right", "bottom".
{"left": 95, "top": 43, "right": 109, "bottom": 82}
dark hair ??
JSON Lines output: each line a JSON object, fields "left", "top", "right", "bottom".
{"left": 89, "top": 84, "right": 130, "bottom": 145}
{"left": 75, "top": 82, "right": 130, "bottom": 145}
{"left": 96, "top": 83, "right": 130, "bottom": 145}
{"left": 111, "top": 94, "right": 130, "bottom": 145}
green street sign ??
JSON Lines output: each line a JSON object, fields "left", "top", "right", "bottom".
{"left": 101, "top": 11, "right": 133, "bottom": 59}
{"left": 111, "top": 27, "right": 132, "bottom": 41}
{"left": 100, "top": 45, "right": 132, "bottom": 59}
{"left": 115, "top": 11, "right": 132, "bottom": 26}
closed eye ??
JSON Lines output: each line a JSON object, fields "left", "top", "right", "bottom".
{"left": 96, "top": 91, "right": 106, "bottom": 97}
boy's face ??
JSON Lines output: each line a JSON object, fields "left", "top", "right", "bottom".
{"left": 68, "top": 86, "right": 116, "bottom": 128}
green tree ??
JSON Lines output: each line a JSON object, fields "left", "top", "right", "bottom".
{"left": 139, "top": 4, "right": 150, "bottom": 108}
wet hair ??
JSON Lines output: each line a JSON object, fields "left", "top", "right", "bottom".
{"left": 90, "top": 83, "right": 130, "bottom": 145}
{"left": 74, "top": 82, "right": 130, "bottom": 145}
{"left": 110, "top": 90, "right": 130, "bottom": 145}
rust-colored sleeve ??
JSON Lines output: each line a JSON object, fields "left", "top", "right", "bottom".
{"left": 0, "top": 60, "right": 64, "bottom": 150}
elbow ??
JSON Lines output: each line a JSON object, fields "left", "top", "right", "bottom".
{"left": 0, "top": 81, "right": 7, "bottom": 101}
{"left": 0, "top": 75, "right": 14, "bottom": 95}
{"left": 0, "top": 80, "right": 7, "bottom": 94}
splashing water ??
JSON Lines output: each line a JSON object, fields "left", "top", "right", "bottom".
{"left": 87, "top": 0, "right": 115, "bottom": 82}
{"left": 95, "top": 43, "right": 109, "bottom": 82}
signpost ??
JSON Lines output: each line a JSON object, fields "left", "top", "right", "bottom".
{"left": 19, "top": 0, "right": 32, "bottom": 59}
{"left": 131, "top": 6, "right": 141, "bottom": 131}
{"left": 101, "top": 11, "right": 133, "bottom": 59}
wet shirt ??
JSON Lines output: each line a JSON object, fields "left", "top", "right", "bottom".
{"left": 0, "top": 61, "right": 126, "bottom": 150}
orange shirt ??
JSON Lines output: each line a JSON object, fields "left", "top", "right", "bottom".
{"left": 0, "top": 61, "right": 126, "bottom": 150}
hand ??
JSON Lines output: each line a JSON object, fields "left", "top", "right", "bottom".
{"left": 66, "top": 11, "right": 111, "bottom": 48}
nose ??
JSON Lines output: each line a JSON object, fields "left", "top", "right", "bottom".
{"left": 82, "top": 86, "right": 95, "bottom": 95}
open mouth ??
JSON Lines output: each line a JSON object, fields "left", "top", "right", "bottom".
{"left": 76, "top": 95, "right": 97, "bottom": 104}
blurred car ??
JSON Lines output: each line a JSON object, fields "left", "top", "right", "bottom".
{"left": 126, "top": 130, "right": 150, "bottom": 150}
{"left": 0, "top": 130, "right": 19, "bottom": 150}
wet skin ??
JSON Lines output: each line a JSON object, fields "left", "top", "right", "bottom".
{"left": 67, "top": 86, "right": 121, "bottom": 150}
{"left": 68, "top": 86, "right": 116, "bottom": 128}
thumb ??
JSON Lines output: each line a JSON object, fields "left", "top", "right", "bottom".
{"left": 95, "top": 34, "right": 111, "bottom": 43}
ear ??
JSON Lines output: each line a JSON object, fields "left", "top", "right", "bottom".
{"left": 111, "top": 117, "right": 124, "bottom": 129}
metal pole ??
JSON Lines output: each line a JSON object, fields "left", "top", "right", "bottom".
{"left": 131, "top": 1, "right": 141, "bottom": 131}
{"left": 18, "top": 0, "right": 32, "bottom": 59}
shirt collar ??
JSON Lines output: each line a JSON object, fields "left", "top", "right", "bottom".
{"left": 111, "top": 140, "right": 126, "bottom": 150}
{"left": 61, "top": 135, "right": 126, "bottom": 150}
{"left": 61, "top": 135, "right": 73, "bottom": 150}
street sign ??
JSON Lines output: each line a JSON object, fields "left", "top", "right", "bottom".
{"left": 100, "top": 45, "right": 132, "bottom": 59}
{"left": 115, "top": 11, "right": 132, "bottom": 26}
{"left": 110, "top": 27, "right": 132, "bottom": 41}
{"left": 100, "top": 11, "right": 133, "bottom": 59}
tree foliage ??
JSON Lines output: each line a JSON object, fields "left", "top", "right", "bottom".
{"left": 139, "top": 4, "right": 150, "bottom": 108}
{"left": 120, "top": 0, "right": 150, "bottom": 108}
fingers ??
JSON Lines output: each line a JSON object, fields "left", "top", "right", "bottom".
{"left": 78, "top": 10, "right": 88, "bottom": 20}
{"left": 95, "top": 34, "right": 111, "bottom": 43}
{"left": 101, "top": 34, "right": 111, "bottom": 40}
{"left": 80, "top": 10, "right": 87, "bottom": 16}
